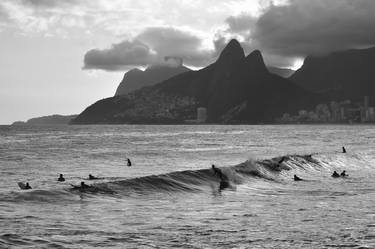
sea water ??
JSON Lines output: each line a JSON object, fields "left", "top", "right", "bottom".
{"left": 0, "top": 125, "right": 374, "bottom": 248}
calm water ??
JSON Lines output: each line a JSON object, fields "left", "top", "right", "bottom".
{"left": 0, "top": 125, "right": 374, "bottom": 248}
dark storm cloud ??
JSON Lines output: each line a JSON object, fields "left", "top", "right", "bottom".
{"left": 83, "top": 40, "right": 153, "bottom": 71}
{"left": 225, "top": 0, "right": 375, "bottom": 66}
{"left": 84, "top": 27, "right": 216, "bottom": 71}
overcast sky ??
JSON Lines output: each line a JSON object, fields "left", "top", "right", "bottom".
{"left": 1, "top": 0, "right": 375, "bottom": 124}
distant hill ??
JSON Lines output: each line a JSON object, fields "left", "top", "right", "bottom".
{"left": 268, "top": 67, "right": 295, "bottom": 78}
{"left": 12, "top": 114, "right": 77, "bottom": 126}
{"left": 72, "top": 39, "right": 316, "bottom": 124}
{"left": 115, "top": 65, "right": 191, "bottom": 96}
{"left": 290, "top": 47, "right": 375, "bottom": 101}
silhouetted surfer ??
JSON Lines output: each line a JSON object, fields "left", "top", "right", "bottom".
{"left": 70, "top": 181, "right": 90, "bottom": 190}
{"left": 127, "top": 158, "right": 132, "bottom": 167}
{"left": 340, "top": 170, "right": 348, "bottom": 177}
{"left": 212, "top": 165, "right": 229, "bottom": 190}
{"left": 294, "top": 175, "right": 303, "bottom": 181}
{"left": 342, "top": 147, "right": 346, "bottom": 153}
{"left": 18, "top": 182, "right": 32, "bottom": 190}
{"left": 89, "top": 174, "right": 99, "bottom": 180}
{"left": 332, "top": 171, "right": 340, "bottom": 178}
{"left": 58, "top": 174, "right": 65, "bottom": 182}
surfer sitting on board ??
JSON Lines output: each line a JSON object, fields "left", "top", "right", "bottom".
{"left": 127, "top": 158, "right": 132, "bottom": 167}
{"left": 342, "top": 147, "right": 346, "bottom": 153}
{"left": 58, "top": 174, "right": 65, "bottom": 182}
{"left": 332, "top": 171, "right": 340, "bottom": 178}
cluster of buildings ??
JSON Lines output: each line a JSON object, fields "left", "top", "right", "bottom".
{"left": 278, "top": 96, "right": 375, "bottom": 124}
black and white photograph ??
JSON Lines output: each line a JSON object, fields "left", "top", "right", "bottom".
{"left": 1, "top": 0, "right": 375, "bottom": 248}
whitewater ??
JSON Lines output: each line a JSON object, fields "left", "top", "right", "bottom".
{"left": 0, "top": 125, "right": 374, "bottom": 248}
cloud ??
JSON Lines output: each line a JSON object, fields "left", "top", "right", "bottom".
{"left": 83, "top": 26, "right": 217, "bottom": 71}
{"left": 224, "top": 0, "right": 375, "bottom": 67}
{"left": 83, "top": 40, "right": 153, "bottom": 71}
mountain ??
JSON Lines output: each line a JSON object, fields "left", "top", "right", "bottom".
{"left": 12, "top": 114, "right": 77, "bottom": 126}
{"left": 290, "top": 47, "right": 375, "bottom": 101}
{"left": 114, "top": 65, "right": 191, "bottom": 96}
{"left": 268, "top": 67, "right": 295, "bottom": 78}
{"left": 72, "top": 39, "right": 316, "bottom": 124}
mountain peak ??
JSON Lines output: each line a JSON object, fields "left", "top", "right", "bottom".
{"left": 244, "top": 49, "right": 267, "bottom": 72}
{"left": 217, "top": 39, "right": 245, "bottom": 63}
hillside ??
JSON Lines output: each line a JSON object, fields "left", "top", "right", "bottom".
{"left": 115, "top": 65, "right": 191, "bottom": 96}
{"left": 290, "top": 47, "right": 375, "bottom": 101}
{"left": 72, "top": 39, "right": 316, "bottom": 124}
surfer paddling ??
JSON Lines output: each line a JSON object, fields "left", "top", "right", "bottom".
{"left": 293, "top": 175, "right": 303, "bottom": 181}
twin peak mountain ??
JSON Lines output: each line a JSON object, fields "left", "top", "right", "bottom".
{"left": 72, "top": 39, "right": 315, "bottom": 124}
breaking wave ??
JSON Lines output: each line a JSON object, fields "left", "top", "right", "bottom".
{"left": 1, "top": 151, "right": 372, "bottom": 203}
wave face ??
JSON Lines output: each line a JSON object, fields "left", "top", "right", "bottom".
{"left": 2, "top": 151, "right": 372, "bottom": 202}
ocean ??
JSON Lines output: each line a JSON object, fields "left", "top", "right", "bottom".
{"left": 0, "top": 125, "right": 374, "bottom": 248}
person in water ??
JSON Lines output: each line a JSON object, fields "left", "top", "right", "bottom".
{"left": 294, "top": 175, "right": 303, "bottom": 181}
{"left": 89, "top": 174, "right": 98, "bottom": 180}
{"left": 80, "top": 181, "right": 90, "bottom": 188}
{"left": 58, "top": 174, "right": 65, "bottom": 182}
{"left": 212, "top": 165, "right": 229, "bottom": 190}
{"left": 340, "top": 170, "right": 348, "bottom": 177}
{"left": 127, "top": 158, "right": 132, "bottom": 167}
{"left": 342, "top": 147, "right": 346, "bottom": 153}
{"left": 332, "top": 171, "right": 340, "bottom": 178}
{"left": 19, "top": 182, "right": 32, "bottom": 190}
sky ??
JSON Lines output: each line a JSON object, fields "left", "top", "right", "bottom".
{"left": 1, "top": 0, "right": 375, "bottom": 124}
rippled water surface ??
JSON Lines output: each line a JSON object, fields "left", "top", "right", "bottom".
{"left": 0, "top": 125, "right": 374, "bottom": 248}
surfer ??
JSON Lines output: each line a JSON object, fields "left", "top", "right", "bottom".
{"left": 127, "top": 158, "right": 132, "bottom": 167}
{"left": 18, "top": 182, "right": 32, "bottom": 190}
{"left": 294, "top": 175, "right": 303, "bottom": 181}
{"left": 278, "top": 157, "right": 286, "bottom": 165}
{"left": 332, "top": 171, "right": 340, "bottom": 178}
{"left": 80, "top": 181, "right": 90, "bottom": 188}
{"left": 70, "top": 181, "right": 90, "bottom": 190}
{"left": 57, "top": 174, "right": 65, "bottom": 182}
{"left": 212, "top": 165, "right": 229, "bottom": 190}
{"left": 89, "top": 174, "right": 99, "bottom": 180}
{"left": 340, "top": 170, "right": 348, "bottom": 177}
{"left": 342, "top": 147, "right": 346, "bottom": 153}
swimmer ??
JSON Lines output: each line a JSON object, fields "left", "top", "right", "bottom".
{"left": 57, "top": 174, "right": 65, "bottom": 182}
{"left": 332, "top": 171, "right": 340, "bottom": 178}
{"left": 294, "top": 175, "right": 303, "bottom": 181}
